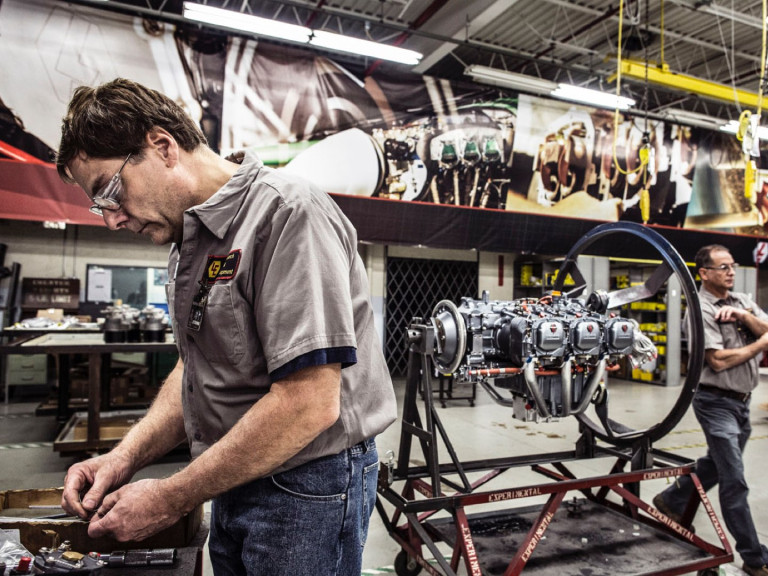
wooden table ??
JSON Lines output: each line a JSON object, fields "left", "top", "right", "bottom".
{"left": 0, "top": 332, "right": 177, "bottom": 453}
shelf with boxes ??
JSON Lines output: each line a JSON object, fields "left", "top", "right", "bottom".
{"left": 514, "top": 259, "right": 574, "bottom": 299}
{"left": 67, "top": 356, "right": 159, "bottom": 409}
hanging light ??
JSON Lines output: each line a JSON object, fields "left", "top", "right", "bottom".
{"left": 464, "top": 65, "right": 557, "bottom": 95}
{"left": 466, "top": 66, "right": 635, "bottom": 110}
{"left": 551, "top": 84, "right": 635, "bottom": 111}
{"left": 182, "top": 2, "right": 422, "bottom": 65}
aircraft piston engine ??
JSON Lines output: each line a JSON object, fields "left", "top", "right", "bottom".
{"left": 431, "top": 291, "right": 654, "bottom": 422}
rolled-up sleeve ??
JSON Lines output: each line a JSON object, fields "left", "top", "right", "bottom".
{"left": 255, "top": 197, "right": 359, "bottom": 375}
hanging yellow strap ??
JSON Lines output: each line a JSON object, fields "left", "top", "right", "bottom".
{"left": 612, "top": 0, "right": 648, "bottom": 177}
{"left": 639, "top": 188, "right": 651, "bottom": 223}
{"left": 745, "top": 159, "right": 756, "bottom": 200}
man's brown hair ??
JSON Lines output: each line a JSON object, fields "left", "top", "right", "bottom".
{"left": 56, "top": 78, "right": 207, "bottom": 183}
{"left": 694, "top": 244, "right": 729, "bottom": 272}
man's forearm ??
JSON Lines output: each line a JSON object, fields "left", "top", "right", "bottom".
{"left": 707, "top": 340, "right": 767, "bottom": 372}
{"left": 110, "top": 359, "right": 187, "bottom": 472}
{"left": 158, "top": 363, "right": 341, "bottom": 515}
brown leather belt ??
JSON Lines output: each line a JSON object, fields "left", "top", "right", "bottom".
{"left": 698, "top": 384, "right": 751, "bottom": 403}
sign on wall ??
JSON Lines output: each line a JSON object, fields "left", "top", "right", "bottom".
{"left": 21, "top": 277, "right": 79, "bottom": 311}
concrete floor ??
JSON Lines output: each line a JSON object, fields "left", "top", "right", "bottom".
{"left": 2, "top": 374, "right": 768, "bottom": 575}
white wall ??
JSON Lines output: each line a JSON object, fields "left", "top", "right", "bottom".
{"left": 0, "top": 220, "right": 169, "bottom": 303}
{"left": 360, "top": 243, "right": 387, "bottom": 347}
{"left": 734, "top": 265, "right": 757, "bottom": 300}
{"left": 478, "top": 252, "right": 515, "bottom": 301}
{"left": 5, "top": 219, "right": 613, "bottom": 344}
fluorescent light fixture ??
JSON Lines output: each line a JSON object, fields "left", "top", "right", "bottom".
{"left": 720, "top": 119, "right": 768, "bottom": 140}
{"left": 662, "top": 108, "right": 723, "bottom": 130}
{"left": 183, "top": 3, "right": 310, "bottom": 43}
{"left": 183, "top": 2, "right": 422, "bottom": 65}
{"left": 466, "top": 65, "right": 635, "bottom": 110}
{"left": 551, "top": 84, "right": 635, "bottom": 111}
{"left": 310, "top": 30, "right": 421, "bottom": 66}
{"left": 465, "top": 65, "right": 557, "bottom": 95}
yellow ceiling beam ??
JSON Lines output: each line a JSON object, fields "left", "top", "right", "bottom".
{"left": 609, "top": 58, "right": 762, "bottom": 108}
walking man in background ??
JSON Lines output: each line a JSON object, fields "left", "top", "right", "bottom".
{"left": 653, "top": 244, "right": 768, "bottom": 575}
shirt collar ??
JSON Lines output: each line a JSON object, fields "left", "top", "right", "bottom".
{"left": 700, "top": 286, "right": 734, "bottom": 306}
{"left": 187, "top": 149, "right": 264, "bottom": 239}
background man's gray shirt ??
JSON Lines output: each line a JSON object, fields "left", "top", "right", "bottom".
{"left": 687, "top": 287, "right": 768, "bottom": 394}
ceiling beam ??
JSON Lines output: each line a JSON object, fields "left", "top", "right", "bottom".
{"left": 665, "top": 0, "right": 766, "bottom": 30}
{"left": 54, "top": 0, "right": 758, "bottom": 119}
{"left": 413, "top": 0, "right": 518, "bottom": 73}
{"left": 57, "top": 0, "right": 596, "bottom": 78}
{"left": 538, "top": 0, "right": 762, "bottom": 67}
{"left": 614, "top": 58, "right": 763, "bottom": 108}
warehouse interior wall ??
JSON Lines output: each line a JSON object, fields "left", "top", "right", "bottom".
{"left": 0, "top": 220, "right": 169, "bottom": 304}
{"left": 360, "top": 244, "right": 516, "bottom": 347}
{"left": 0, "top": 209, "right": 763, "bottom": 370}
{"left": 759, "top": 269, "right": 768, "bottom": 306}
{"left": 0, "top": 220, "right": 519, "bottom": 352}
{"left": 3, "top": 217, "right": 763, "bottom": 313}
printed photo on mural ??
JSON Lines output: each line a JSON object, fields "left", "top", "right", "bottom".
{"left": 0, "top": 0, "right": 765, "bottom": 237}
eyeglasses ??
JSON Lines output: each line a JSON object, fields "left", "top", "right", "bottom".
{"left": 88, "top": 154, "right": 132, "bottom": 216}
{"left": 703, "top": 263, "right": 739, "bottom": 272}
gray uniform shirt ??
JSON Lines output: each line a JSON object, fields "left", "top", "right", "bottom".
{"left": 691, "top": 287, "right": 768, "bottom": 394}
{"left": 166, "top": 150, "right": 397, "bottom": 471}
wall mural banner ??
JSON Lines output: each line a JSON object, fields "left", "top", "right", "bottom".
{"left": 0, "top": 0, "right": 765, "bottom": 240}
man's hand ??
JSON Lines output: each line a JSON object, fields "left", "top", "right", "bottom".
{"left": 61, "top": 454, "right": 132, "bottom": 520}
{"left": 715, "top": 305, "right": 747, "bottom": 323}
{"left": 87, "top": 478, "right": 184, "bottom": 542}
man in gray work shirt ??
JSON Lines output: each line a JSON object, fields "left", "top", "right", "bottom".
{"left": 653, "top": 244, "right": 768, "bottom": 576}
{"left": 55, "top": 78, "right": 397, "bottom": 576}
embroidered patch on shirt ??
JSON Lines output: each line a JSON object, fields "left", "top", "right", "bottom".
{"left": 203, "top": 249, "right": 242, "bottom": 285}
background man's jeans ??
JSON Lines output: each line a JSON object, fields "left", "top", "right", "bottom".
{"left": 659, "top": 390, "right": 768, "bottom": 567}
{"left": 209, "top": 438, "right": 379, "bottom": 575}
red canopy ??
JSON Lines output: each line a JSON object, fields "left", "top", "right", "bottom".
{"left": 0, "top": 158, "right": 104, "bottom": 226}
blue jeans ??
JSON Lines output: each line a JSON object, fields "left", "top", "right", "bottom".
{"left": 659, "top": 390, "right": 768, "bottom": 567}
{"left": 208, "top": 438, "right": 379, "bottom": 576}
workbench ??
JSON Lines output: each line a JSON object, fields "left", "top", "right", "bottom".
{"left": 0, "top": 332, "right": 177, "bottom": 454}
{"left": 0, "top": 326, "right": 100, "bottom": 404}
{"left": 1, "top": 488, "right": 208, "bottom": 576}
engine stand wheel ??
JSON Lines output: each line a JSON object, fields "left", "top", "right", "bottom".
{"left": 552, "top": 221, "right": 704, "bottom": 447}
{"left": 394, "top": 550, "right": 422, "bottom": 576}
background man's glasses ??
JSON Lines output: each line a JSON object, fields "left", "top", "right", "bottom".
{"left": 703, "top": 263, "right": 739, "bottom": 271}
{"left": 89, "top": 154, "right": 131, "bottom": 216}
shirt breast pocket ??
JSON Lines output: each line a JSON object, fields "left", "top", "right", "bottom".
{"left": 195, "top": 283, "right": 246, "bottom": 364}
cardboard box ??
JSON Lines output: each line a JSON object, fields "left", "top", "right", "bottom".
{"left": 0, "top": 488, "right": 203, "bottom": 554}
{"left": 36, "top": 308, "right": 64, "bottom": 321}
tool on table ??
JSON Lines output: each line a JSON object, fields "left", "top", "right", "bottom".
{"left": 33, "top": 542, "right": 176, "bottom": 574}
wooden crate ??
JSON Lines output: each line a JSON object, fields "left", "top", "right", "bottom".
{"left": 0, "top": 487, "right": 203, "bottom": 554}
